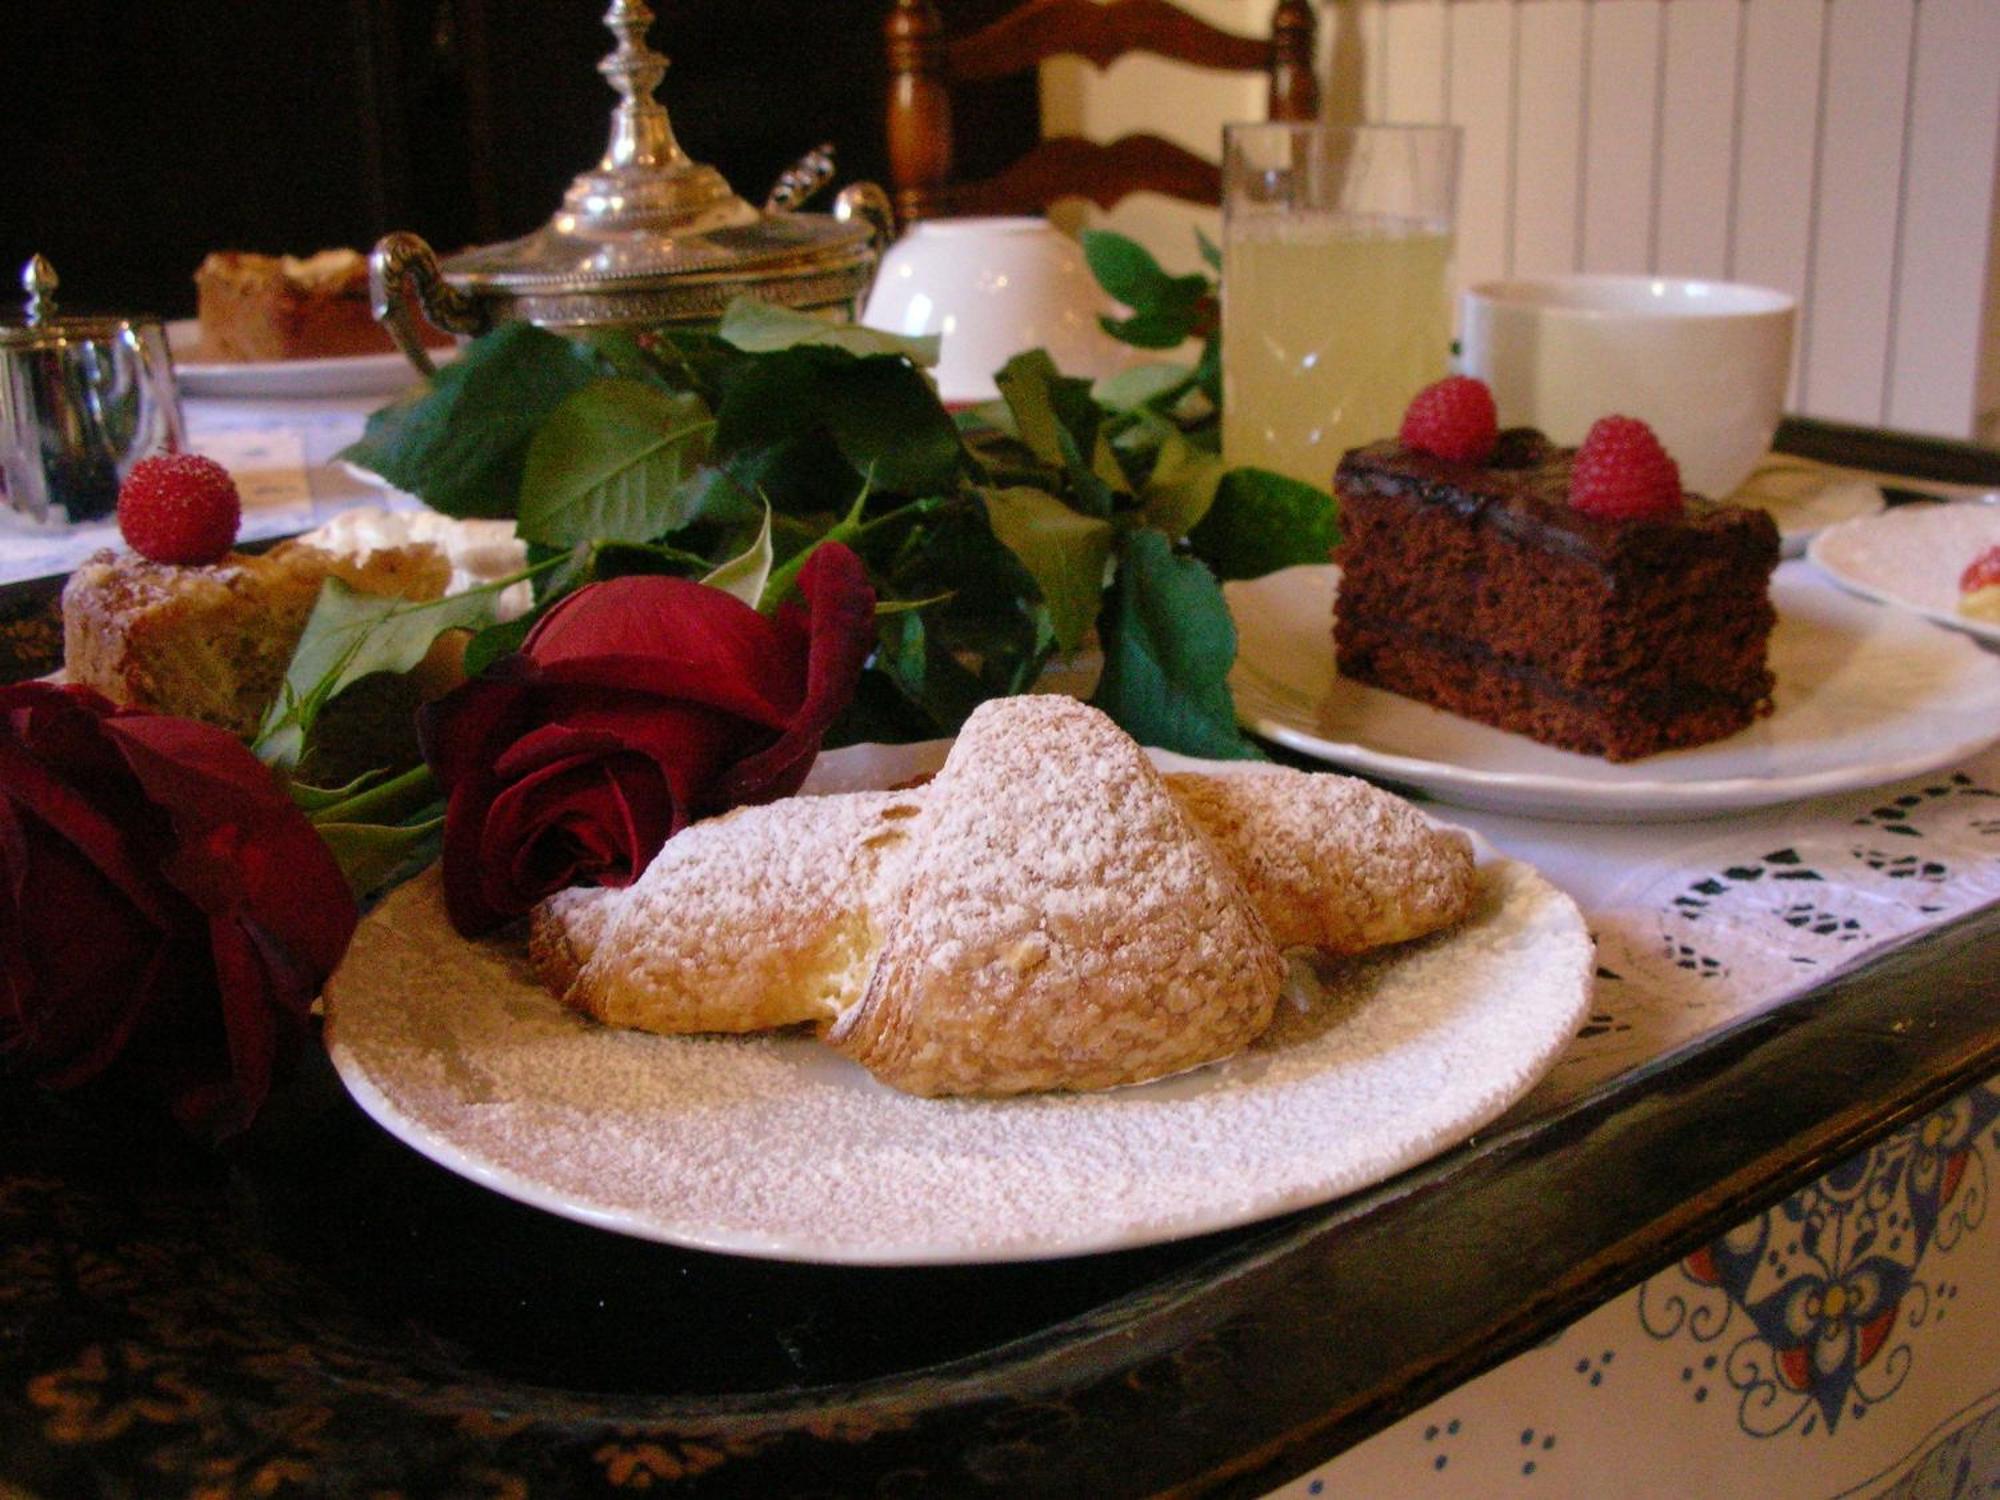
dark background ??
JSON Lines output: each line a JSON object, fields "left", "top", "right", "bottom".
{"left": 4, "top": 0, "right": 1034, "bottom": 320}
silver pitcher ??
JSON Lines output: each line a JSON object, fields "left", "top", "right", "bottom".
{"left": 0, "top": 256, "right": 186, "bottom": 525}
{"left": 371, "top": 0, "right": 894, "bottom": 375}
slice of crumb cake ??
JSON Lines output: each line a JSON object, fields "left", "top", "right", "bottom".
{"left": 61, "top": 540, "right": 449, "bottom": 738}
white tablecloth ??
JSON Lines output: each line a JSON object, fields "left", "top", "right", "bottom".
{"left": 0, "top": 395, "right": 410, "bottom": 584}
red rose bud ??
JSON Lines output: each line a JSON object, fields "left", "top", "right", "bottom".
{"left": 420, "top": 542, "right": 877, "bottom": 937}
{"left": 0, "top": 683, "right": 357, "bottom": 1138}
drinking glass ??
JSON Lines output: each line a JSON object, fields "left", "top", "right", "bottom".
{"left": 1220, "top": 122, "right": 1461, "bottom": 487}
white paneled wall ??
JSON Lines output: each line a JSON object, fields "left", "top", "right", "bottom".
{"left": 1041, "top": 0, "right": 2000, "bottom": 439}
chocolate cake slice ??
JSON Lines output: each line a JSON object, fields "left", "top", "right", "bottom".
{"left": 1332, "top": 429, "right": 1780, "bottom": 761}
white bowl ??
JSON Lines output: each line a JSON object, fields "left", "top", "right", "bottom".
{"left": 862, "top": 216, "right": 1138, "bottom": 405}
{"left": 1460, "top": 275, "right": 1796, "bottom": 499}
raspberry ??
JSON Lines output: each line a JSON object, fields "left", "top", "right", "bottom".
{"left": 116, "top": 453, "right": 242, "bottom": 565}
{"left": 1569, "top": 415, "right": 1683, "bottom": 520}
{"left": 1398, "top": 376, "right": 1499, "bottom": 463}
{"left": 1960, "top": 544, "right": 2000, "bottom": 594}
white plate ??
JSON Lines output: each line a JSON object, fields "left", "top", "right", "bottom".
{"left": 323, "top": 750, "right": 1592, "bottom": 1265}
{"left": 168, "top": 319, "right": 454, "bottom": 399}
{"left": 1225, "top": 563, "right": 2000, "bottom": 822}
{"left": 1726, "top": 453, "right": 1885, "bottom": 557}
{"left": 1807, "top": 501, "right": 2000, "bottom": 646}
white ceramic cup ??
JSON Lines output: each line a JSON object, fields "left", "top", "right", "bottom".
{"left": 1459, "top": 275, "right": 1796, "bottom": 498}
{"left": 861, "top": 216, "right": 1136, "bottom": 405}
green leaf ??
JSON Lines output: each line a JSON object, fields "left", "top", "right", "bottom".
{"left": 667, "top": 465, "right": 766, "bottom": 531}
{"left": 1054, "top": 426, "right": 1122, "bottom": 520}
{"left": 870, "top": 609, "right": 992, "bottom": 737}
{"left": 821, "top": 356, "right": 966, "bottom": 494}
{"left": 994, "top": 350, "right": 1098, "bottom": 469}
{"left": 338, "top": 323, "right": 603, "bottom": 518}
{"left": 1196, "top": 227, "right": 1223, "bottom": 272}
{"left": 1139, "top": 429, "right": 1227, "bottom": 538}
{"left": 719, "top": 297, "right": 941, "bottom": 365}
{"left": 715, "top": 347, "right": 963, "bottom": 496}
{"left": 594, "top": 539, "right": 717, "bottom": 577}
{"left": 995, "top": 351, "right": 1131, "bottom": 517}
{"left": 701, "top": 502, "right": 775, "bottom": 609}
{"left": 977, "top": 485, "right": 1114, "bottom": 653}
{"left": 285, "top": 766, "right": 393, "bottom": 814}
{"left": 257, "top": 580, "right": 497, "bottom": 770}
{"left": 1081, "top": 230, "right": 1212, "bottom": 350}
{"left": 463, "top": 614, "right": 536, "bottom": 676}
{"left": 1188, "top": 467, "right": 1341, "bottom": 580}
{"left": 1091, "top": 530, "right": 1260, "bottom": 759}
{"left": 314, "top": 816, "right": 445, "bottom": 900}
{"left": 518, "top": 379, "right": 716, "bottom": 546}
{"left": 1093, "top": 361, "right": 1195, "bottom": 415}
{"left": 1080, "top": 229, "right": 1209, "bottom": 313}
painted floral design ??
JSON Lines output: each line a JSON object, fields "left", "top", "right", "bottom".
{"left": 1643, "top": 1081, "right": 1998, "bottom": 1437}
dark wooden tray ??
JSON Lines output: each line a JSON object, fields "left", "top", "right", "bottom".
{"left": 4, "top": 903, "right": 1995, "bottom": 1498}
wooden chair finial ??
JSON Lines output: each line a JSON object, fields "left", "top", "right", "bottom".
{"left": 1269, "top": 0, "right": 1319, "bottom": 122}
{"left": 886, "top": 0, "right": 954, "bottom": 224}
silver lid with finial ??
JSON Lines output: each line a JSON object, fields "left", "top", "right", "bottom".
{"left": 371, "top": 0, "right": 893, "bottom": 372}
{"left": 3, "top": 254, "right": 161, "bottom": 348}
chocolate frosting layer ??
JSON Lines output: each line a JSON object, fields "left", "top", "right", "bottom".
{"left": 1334, "top": 429, "right": 1780, "bottom": 569}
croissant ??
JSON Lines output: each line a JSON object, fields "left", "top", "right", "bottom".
{"left": 824, "top": 695, "right": 1284, "bottom": 1095}
{"left": 530, "top": 696, "right": 1478, "bottom": 1095}
{"left": 530, "top": 789, "right": 916, "bottom": 1037}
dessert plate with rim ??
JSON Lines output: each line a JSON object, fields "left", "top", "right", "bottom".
{"left": 1226, "top": 562, "right": 2000, "bottom": 823}
{"left": 167, "top": 320, "right": 457, "bottom": 399}
{"left": 323, "top": 744, "right": 1592, "bottom": 1266}
{"left": 1806, "top": 501, "right": 2000, "bottom": 646}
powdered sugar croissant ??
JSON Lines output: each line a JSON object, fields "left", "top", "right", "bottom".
{"left": 531, "top": 696, "right": 1476, "bottom": 1095}
{"left": 825, "top": 695, "right": 1283, "bottom": 1095}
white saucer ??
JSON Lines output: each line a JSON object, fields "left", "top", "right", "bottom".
{"left": 1807, "top": 501, "right": 2000, "bottom": 646}
{"left": 1225, "top": 563, "right": 2000, "bottom": 822}
{"left": 168, "top": 319, "right": 454, "bottom": 399}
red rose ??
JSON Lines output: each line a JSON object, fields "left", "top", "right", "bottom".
{"left": 0, "top": 683, "right": 358, "bottom": 1138}
{"left": 421, "top": 542, "right": 877, "bottom": 936}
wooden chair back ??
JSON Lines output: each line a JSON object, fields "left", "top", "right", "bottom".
{"left": 885, "top": 0, "right": 1318, "bottom": 226}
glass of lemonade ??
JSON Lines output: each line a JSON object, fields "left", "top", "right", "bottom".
{"left": 1221, "top": 123, "right": 1461, "bottom": 487}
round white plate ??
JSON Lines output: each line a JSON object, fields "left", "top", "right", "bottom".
{"left": 168, "top": 319, "right": 454, "bottom": 399}
{"left": 1807, "top": 501, "right": 2000, "bottom": 646}
{"left": 323, "top": 753, "right": 1591, "bottom": 1266}
{"left": 1727, "top": 453, "right": 1885, "bottom": 557}
{"left": 1226, "top": 563, "right": 2000, "bottom": 822}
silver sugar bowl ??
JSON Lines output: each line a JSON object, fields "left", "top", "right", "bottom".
{"left": 372, "top": 0, "right": 893, "bottom": 375}
{"left": 1, "top": 256, "right": 187, "bottom": 525}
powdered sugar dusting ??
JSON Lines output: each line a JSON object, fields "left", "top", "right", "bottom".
{"left": 325, "top": 843, "right": 1591, "bottom": 1264}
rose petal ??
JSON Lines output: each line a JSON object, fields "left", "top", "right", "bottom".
{"left": 0, "top": 796, "right": 173, "bottom": 1086}
{"left": 482, "top": 752, "right": 675, "bottom": 912}
{"left": 104, "top": 713, "right": 358, "bottom": 977}
{"left": 526, "top": 576, "right": 803, "bottom": 726}
{"left": 717, "top": 542, "right": 876, "bottom": 803}
{"left": 417, "top": 665, "right": 534, "bottom": 790}
{"left": 0, "top": 717, "right": 179, "bottom": 929}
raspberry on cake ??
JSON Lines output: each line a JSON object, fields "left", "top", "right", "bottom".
{"left": 1332, "top": 423, "right": 1780, "bottom": 762}
{"left": 1399, "top": 376, "right": 1499, "bottom": 464}
{"left": 116, "top": 453, "right": 242, "bottom": 565}
{"left": 1570, "top": 415, "right": 1684, "bottom": 520}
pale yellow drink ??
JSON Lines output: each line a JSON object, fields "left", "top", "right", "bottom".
{"left": 1221, "top": 217, "right": 1454, "bottom": 487}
